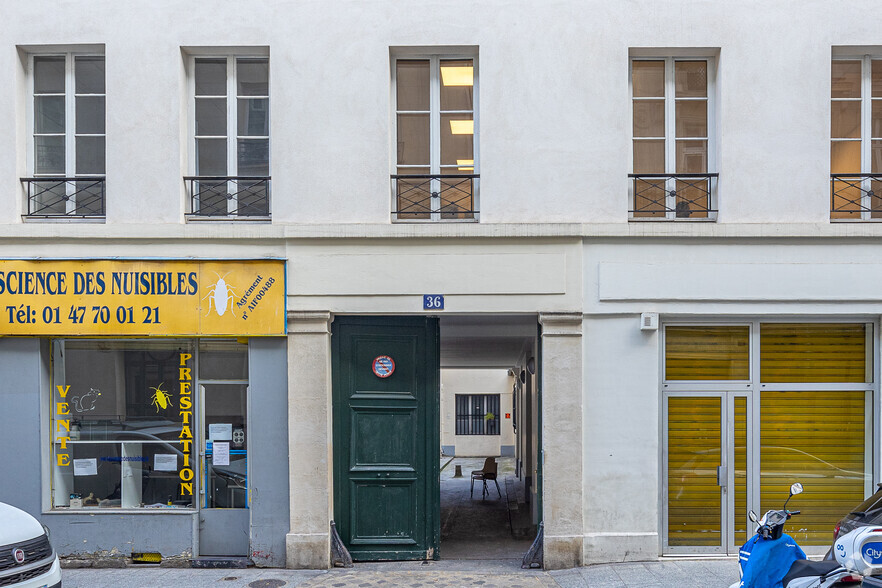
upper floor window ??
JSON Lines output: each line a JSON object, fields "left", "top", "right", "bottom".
{"left": 831, "top": 57, "right": 882, "bottom": 220}
{"left": 23, "top": 53, "right": 105, "bottom": 218}
{"left": 392, "top": 53, "right": 478, "bottom": 221}
{"left": 630, "top": 57, "right": 717, "bottom": 221}
{"left": 186, "top": 56, "right": 270, "bottom": 219}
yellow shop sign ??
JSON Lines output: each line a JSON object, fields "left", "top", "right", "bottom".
{"left": 0, "top": 259, "right": 285, "bottom": 336}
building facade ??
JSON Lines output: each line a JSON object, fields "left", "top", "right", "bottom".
{"left": 1, "top": 0, "right": 881, "bottom": 571}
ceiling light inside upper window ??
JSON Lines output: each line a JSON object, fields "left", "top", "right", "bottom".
{"left": 441, "top": 66, "right": 473, "bottom": 87}
{"left": 456, "top": 159, "right": 474, "bottom": 171}
{"left": 449, "top": 120, "right": 474, "bottom": 135}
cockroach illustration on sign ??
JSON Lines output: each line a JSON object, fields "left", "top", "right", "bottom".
{"left": 203, "top": 272, "right": 239, "bottom": 317}
{"left": 150, "top": 383, "right": 174, "bottom": 413}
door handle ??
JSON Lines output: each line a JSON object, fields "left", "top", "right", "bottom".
{"left": 717, "top": 466, "right": 727, "bottom": 487}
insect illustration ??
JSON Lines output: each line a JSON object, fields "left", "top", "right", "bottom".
{"left": 71, "top": 388, "right": 101, "bottom": 412}
{"left": 149, "top": 383, "right": 174, "bottom": 413}
{"left": 203, "top": 272, "right": 238, "bottom": 317}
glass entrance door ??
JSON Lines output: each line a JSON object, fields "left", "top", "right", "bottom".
{"left": 664, "top": 392, "right": 750, "bottom": 555}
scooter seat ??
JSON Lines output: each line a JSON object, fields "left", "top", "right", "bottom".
{"left": 782, "top": 559, "right": 843, "bottom": 585}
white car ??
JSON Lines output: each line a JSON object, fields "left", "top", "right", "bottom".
{"left": 0, "top": 503, "right": 61, "bottom": 588}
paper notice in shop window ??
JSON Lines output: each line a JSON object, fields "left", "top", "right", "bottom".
{"left": 154, "top": 454, "right": 178, "bottom": 472}
{"left": 209, "top": 423, "right": 232, "bottom": 441}
{"left": 73, "top": 458, "right": 97, "bottom": 476}
{"left": 213, "top": 442, "right": 230, "bottom": 466}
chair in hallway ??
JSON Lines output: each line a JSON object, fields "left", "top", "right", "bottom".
{"left": 470, "top": 457, "right": 501, "bottom": 500}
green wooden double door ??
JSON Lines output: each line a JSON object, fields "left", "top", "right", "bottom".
{"left": 332, "top": 317, "right": 440, "bottom": 561}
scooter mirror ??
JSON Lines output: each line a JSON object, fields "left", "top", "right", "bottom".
{"left": 748, "top": 510, "right": 758, "bottom": 523}
{"left": 790, "top": 482, "right": 803, "bottom": 496}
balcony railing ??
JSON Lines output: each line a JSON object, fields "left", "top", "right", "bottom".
{"left": 184, "top": 176, "right": 271, "bottom": 219}
{"left": 392, "top": 174, "right": 479, "bottom": 221}
{"left": 831, "top": 174, "right": 882, "bottom": 220}
{"left": 629, "top": 173, "right": 718, "bottom": 220}
{"left": 21, "top": 177, "right": 105, "bottom": 218}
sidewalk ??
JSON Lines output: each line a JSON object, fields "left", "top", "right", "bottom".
{"left": 60, "top": 558, "right": 739, "bottom": 587}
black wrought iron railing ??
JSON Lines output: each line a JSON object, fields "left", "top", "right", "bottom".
{"left": 831, "top": 174, "right": 882, "bottom": 219}
{"left": 184, "top": 176, "right": 271, "bottom": 218}
{"left": 628, "top": 173, "right": 718, "bottom": 220}
{"left": 21, "top": 177, "right": 105, "bottom": 218}
{"left": 392, "top": 174, "right": 479, "bottom": 220}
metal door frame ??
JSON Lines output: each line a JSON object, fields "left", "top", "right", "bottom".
{"left": 662, "top": 390, "right": 752, "bottom": 555}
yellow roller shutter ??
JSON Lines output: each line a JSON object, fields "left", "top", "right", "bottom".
{"left": 665, "top": 326, "right": 749, "bottom": 380}
{"left": 761, "top": 323, "right": 869, "bottom": 383}
{"left": 759, "top": 390, "right": 867, "bottom": 546}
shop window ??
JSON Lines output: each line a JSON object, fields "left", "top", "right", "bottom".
{"left": 630, "top": 56, "right": 717, "bottom": 220}
{"left": 50, "top": 339, "right": 250, "bottom": 511}
{"left": 392, "top": 51, "right": 478, "bottom": 221}
{"left": 24, "top": 52, "right": 105, "bottom": 218}
{"left": 455, "top": 394, "right": 499, "bottom": 435}
{"left": 187, "top": 54, "right": 270, "bottom": 218}
{"left": 52, "top": 340, "right": 196, "bottom": 509}
{"left": 664, "top": 325, "right": 749, "bottom": 380}
{"left": 760, "top": 323, "right": 871, "bottom": 383}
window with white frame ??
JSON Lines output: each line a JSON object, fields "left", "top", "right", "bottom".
{"left": 392, "top": 53, "right": 478, "bottom": 221}
{"left": 188, "top": 55, "right": 270, "bottom": 218}
{"left": 25, "top": 52, "right": 105, "bottom": 218}
{"left": 630, "top": 57, "right": 716, "bottom": 220}
{"left": 831, "top": 56, "right": 882, "bottom": 220}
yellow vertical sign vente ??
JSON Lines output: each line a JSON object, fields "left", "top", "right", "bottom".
{"left": 0, "top": 260, "right": 285, "bottom": 336}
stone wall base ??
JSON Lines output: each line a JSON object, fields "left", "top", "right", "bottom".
{"left": 286, "top": 532, "right": 330, "bottom": 569}
{"left": 582, "top": 532, "right": 659, "bottom": 565}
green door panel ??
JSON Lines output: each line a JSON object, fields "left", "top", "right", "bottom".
{"left": 332, "top": 317, "right": 440, "bottom": 561}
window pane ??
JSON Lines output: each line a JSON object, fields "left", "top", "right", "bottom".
{"left": 196, "top": 138, "right": 227, "bottom": 176}
{"left": 34, "top": 135, "right": 65, "bottom": 174}
{"left": 760, "top": 323, "right": 869, "bottom": 383}
{"left": 237, "top": 59, "right": 268, "bottom": 96}
{"left": 35, "top": 95, "right": 65, "bottom": 134}
{"left": 34, "top": 56, "right": 65, "bottom": 94}
{"left": 832, "top": 101, "right": 861, "bottom": 139}
{"left": 675, "top": 178, "right": 709, "bottom": 219}
{"left": 873, "top": 61, "right": 882, "bottom": 98}
{"left": 75, "top": 136, "right": 105, "bottom": 174}
{"left": 237, "top": 98, "right": 268, "bottom": 136}
{"left": 676, "top": 140, "right": 707, "bottom": 173}
{"left": 873, "top": 140, "right": 882, "bottom": 172}
{"left": 237, "top": 139, "right": 269, "bottom": 175}
{"left": 440, "top": 168, "right": 474, "bottom": 219}
{"left": 75, "top": 56, "right": 105, "bottom": 94}
{"left": 632, "top": 60, "right": 664, "bottom": 98}
{"left": 632, "top": 178, "right": 666, "bottom": 217}
{"left": 675, "top": 100, "right": 707, "bottom": 138}
{"left": 831, "top": 140, "right": 861, "bottom": 173}
{"left": 633, "top": 100, "right": 664, "bottom": 138}
{"left": 76, "top": 96, "right": 105, "bottom": 134}
{"left": 397, "top": 113, "right": 429, "bottom": 165}
{"left": 832, "top": 60, "right": 862, "bottom": 99}
{"left": 196, "top": 97, "right": 227, "bottom": 136}
{"left": 440, "top": 59, "right": 473, "bottom": 111}
{"left": 204, "top": 383, "right": 248, "bottom": 508}
{"left": 441, "top": 113, "right": 474, "bottom": 165}
{"left": 675, "top": 61, "right": 707, "bottom": 98}
{"left": 633, "top": 139, "right": 665, "bottom": 173}
{"left": 665, "top": 326, "right": 749, "bottom": 380}
{"left": 395, "top": 166, "right": 431, "bottom": 219}
{"left": 199, "top": 340, "right": 248, "bottom": 380}
{"left": 873, "top": 100, "right": 882, "bottom": 138}
{"left": 195, "top": 59, "right": 227, "bottom": 96}
{"left": 760, "top": 390, "right": 868, "bottom": 545}
{"left": 396, "top": 60, "right": 429, "bottom": 111}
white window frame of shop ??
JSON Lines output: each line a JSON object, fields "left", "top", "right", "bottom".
{"left": 186, "top": 50, "right": 271, "bottom": 219}
{"left": 658, "top": 318, "right": 879, "bottom": 556}
{"left": 629, "top": 52, "right": 718, "bottom": 221}
{"left": 830, "top": 53, "right": 882, "bottom": 221}
{"left": 25, "top": 49, "right": 106, "bottom": 219}
{"left": 391, "top": 48, "right": 480, "bottom": 222}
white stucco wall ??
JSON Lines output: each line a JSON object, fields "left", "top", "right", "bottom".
{"left": 440, "top": 368, "right": 514, "bottom": 456}
{"left": 1, "top": 1, "right": 882, "bottom": 229}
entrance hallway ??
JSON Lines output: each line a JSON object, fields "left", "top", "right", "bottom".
{"left": 440, "top": 457, "right": 534, "bottom": 560}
